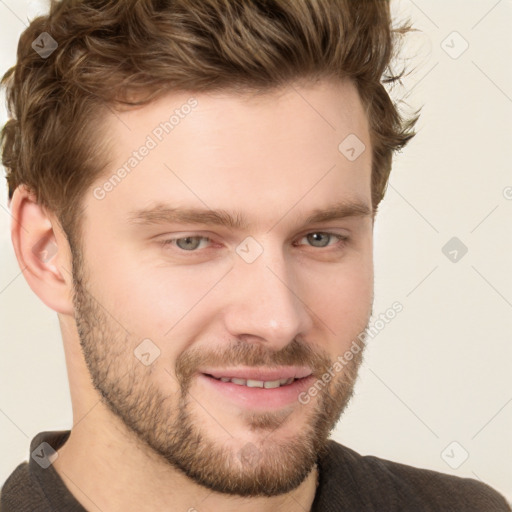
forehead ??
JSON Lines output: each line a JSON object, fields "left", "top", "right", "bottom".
{"left": 87, "top": 78, "right": 372, "bottom": 229}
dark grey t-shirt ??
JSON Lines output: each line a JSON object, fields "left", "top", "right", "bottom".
{"left": 1, "top": 430, "right": 510, "bottom": 511}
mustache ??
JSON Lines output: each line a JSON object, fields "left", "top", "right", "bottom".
{"left": 175, "top": 338, "right": 332, "bottom": 388}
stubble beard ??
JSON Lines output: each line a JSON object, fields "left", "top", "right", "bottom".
{"left": 71, "top": 249, "right": 367, "bottom": 497}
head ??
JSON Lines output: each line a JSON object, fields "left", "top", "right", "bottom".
{"left": 2, "top": 0, "right": 417, "bottom": 498}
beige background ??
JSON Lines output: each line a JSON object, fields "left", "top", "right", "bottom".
{"left": 1, "top": 0, "right": 511, "bottom": 503}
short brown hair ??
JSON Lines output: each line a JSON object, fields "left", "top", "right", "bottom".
{"left": 1, "top": 0, "right": 417, "bottom": 245}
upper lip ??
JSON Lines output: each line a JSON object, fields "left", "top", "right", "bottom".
{"left": 200, "top": 366, "right": 313, "bottom": 381}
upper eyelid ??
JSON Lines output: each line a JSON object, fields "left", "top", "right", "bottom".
{"left": 160, "top": 230, "right": 347, "bottom": 239}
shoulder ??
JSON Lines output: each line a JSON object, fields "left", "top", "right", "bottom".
{"left": 316, "top": 440, "right": 511, "bottom": 511}
{"left": 1, "top": 462, "right": 45, "bottom": 512}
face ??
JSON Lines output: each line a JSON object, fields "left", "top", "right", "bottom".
{"left": 72, "top": 78, "right": 374, "bottom": 496}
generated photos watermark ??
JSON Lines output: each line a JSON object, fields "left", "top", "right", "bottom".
{"left": 298, "top": 301, "right": 403, "bottom": 405}
{"left": 93, "top": 97, "right": 198, "bottom": 200}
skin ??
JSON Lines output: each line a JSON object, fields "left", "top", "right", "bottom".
{"left": 10, "top": 78, "right": 374, "bottom": 512}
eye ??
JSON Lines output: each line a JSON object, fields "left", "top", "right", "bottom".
{"left": 297, "top": 232, "right": 348, "bottom": 248}
{"left": 161, "top": 236, "right": 211, "bottom": 251}
{"left": 158, "top": 232, "right": 348, "bottom": 253}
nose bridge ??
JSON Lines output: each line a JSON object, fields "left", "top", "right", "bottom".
{"left": 223, "top": 243, "right": 312, "bottom": 346}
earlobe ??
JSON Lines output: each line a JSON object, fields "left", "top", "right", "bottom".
{"left": 9, "top": 185, "right": 75, "bottom": 315}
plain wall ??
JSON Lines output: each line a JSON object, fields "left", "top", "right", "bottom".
{"left": 1, "top": 0, "right": 511, "bottom": 503}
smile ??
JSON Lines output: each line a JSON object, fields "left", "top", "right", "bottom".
{"left": 208, "top": 376, "right": 297, "bottom": 388}
{"left": 197, "top": 367, "right": 315, "bottom": 410}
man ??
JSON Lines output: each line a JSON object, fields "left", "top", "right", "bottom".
{"left": 0, "top": 0, "right": 510, "bottom": 510}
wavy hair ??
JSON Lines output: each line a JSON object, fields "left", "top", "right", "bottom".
{"left": 1, "top": 0, "right": 418, "bottom": 242}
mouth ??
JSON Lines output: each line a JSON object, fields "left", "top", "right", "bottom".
{"left": 197, "top": 366, "right": 315, "bottom": 410}
{"left": 206, "top": 375, "right": 298, "bottom": 389}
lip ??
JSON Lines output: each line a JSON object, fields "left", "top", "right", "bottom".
{"left": 197, "top": 368, "right": 316, "bottom": 410}
{"left": 200, "top": 366, "right": 313, "bottom": 382}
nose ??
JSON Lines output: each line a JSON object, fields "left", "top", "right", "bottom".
{"left": 221, "top": 247, "right": 314, "bottom": 350}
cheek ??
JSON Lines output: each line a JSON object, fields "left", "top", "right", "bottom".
{"left": 309, "top": 272, "right": 372, "bottom": 321}
{"left": 296, "top": 249, "right": 373, "bottom": 349}
{"left": 93, "top": 261, "right": 231, "bottom": 363}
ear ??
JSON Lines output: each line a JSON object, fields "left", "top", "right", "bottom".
{"left": 9, "top": 185, "right": 75, "bottom": 315}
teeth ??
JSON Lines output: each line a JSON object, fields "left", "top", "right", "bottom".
{"left": 215, "top": 376, "right": 296, "bottom": 388}
{"left": 246, "top": 379, "right": 264, "bottom": 388}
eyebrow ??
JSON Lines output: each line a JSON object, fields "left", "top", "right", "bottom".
{"left": 128, "top": 200, "right": 372, "bottom": 230}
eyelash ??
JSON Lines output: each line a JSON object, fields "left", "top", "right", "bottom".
{"left": 159, "top": 232, "right": 349, "bottom": 252}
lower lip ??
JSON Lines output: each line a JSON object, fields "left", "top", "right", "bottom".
{"left": 197, "top": 373, "right": 316, "bottom": 410}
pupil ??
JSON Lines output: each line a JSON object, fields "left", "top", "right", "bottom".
{"left": 177, "top": 237, "right": 200, "bottom": 250}
{"left": 308, "top": 233, "right": 328, "bottom": 247}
